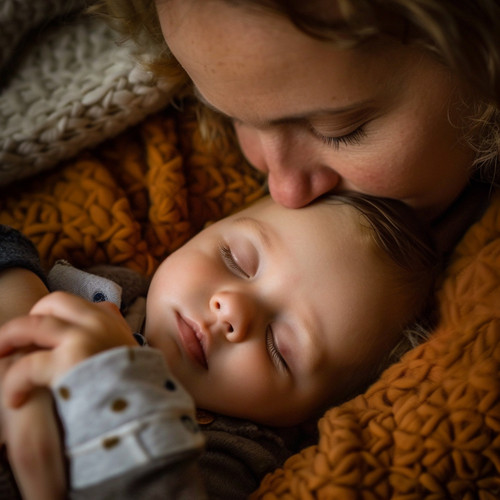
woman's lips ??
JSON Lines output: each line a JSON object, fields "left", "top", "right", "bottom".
{"left": 175, "top": 312, "right": 208, "bottom": 369}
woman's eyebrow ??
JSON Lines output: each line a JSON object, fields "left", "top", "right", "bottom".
{"left": 193, "top": 86, "right": 375, "bottom": 126}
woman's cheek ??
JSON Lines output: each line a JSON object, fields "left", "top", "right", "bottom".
{"left": 234, "top": 125, "right": 267, "bottom": 173}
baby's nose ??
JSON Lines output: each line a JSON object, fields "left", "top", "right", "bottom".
{"left": 209, "top": 291, "right": 255, "bottom": 342}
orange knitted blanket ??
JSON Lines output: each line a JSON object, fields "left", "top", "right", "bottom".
{"left": 0, "top": 103, "right": 265, "bottom": 275}
{"left": 254, "top": 190, "right": 500, "bottom": 499}
{"left": 1, "top": 102, "right": 499, "bottom": 499}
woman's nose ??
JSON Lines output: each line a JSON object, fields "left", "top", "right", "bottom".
{"left": 236, "top": 125, "right": 340, "bottom": 208}
{"left": 209, "top": 291, "right": 255, "bottom": 342}
{"left": 267, "top": 165, "right": 340, "bottom": 208}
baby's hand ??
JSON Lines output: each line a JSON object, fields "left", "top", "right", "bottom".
{"left": 0, "top": 268, "right": 49, "bottom": 327}
{"left": 0, "top": 348, "right": 65, "bottom": 499}
{"left": 0, "top": 291, "right": 136, "bottom": 409}
{"left": 2, "top": 389, "right": 65, "bottom": 500}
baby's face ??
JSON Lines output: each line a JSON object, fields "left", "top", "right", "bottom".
{"left": 146, "top": 197, "right": 410, "bottom": 425}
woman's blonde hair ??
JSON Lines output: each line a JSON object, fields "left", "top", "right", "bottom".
{"left": 95, "top": 0, "right": 500, "bottom": 182}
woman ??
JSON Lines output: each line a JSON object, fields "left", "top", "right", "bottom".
{"left": 3, "top": 0, "right": 500, "bottom": 498}
{"left": 101, "top": 0, "right": 499, "bottom": 244}
{"left": 95, "top": 3, "right": 500, "bottom": 498}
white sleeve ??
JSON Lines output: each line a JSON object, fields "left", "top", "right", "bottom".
{"left": 51, "top": 346, "right": 205, "bottom": 490}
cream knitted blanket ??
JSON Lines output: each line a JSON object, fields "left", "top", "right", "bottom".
{"left": 0, "top": 0, "right": 178, "bottom": 185}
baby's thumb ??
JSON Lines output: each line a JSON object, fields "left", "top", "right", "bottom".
{"left": 94, "top": 301, "right": 122, "bottom": 317}
{"left": 2, "top": 352, "right": 53, "bottom": 409}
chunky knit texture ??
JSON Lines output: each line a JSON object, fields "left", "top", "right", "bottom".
{"left": 1, "top": 95, "right": 498, "bottom": 498}
{"left": 0, "top": 102, "right": 266, "bottom": 276}
{"left": 0, "top": 0, "right": 179, "bottom": 185}
{"left": 0, "top": 0, "right": 83, "bottom": 70}
{"left": 1, "top": 3, "right": 498, "bottom": 497}
{"left": 253, "top": 190, "right": 500, "bottom": 499}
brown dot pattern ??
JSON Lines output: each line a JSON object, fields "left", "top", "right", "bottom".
{"left": 102, "top": 437, "right": 120, "bottom": 450}
{"left": 127, "top": 348, "right": 135, "bottom": 363}
{"left": 111, "top": 399, "right": 128, "bottom": 412}
{"left": 3, "top": 100, "right": 499, "bottom": 498}
{"left": 58, "top": 387, "right": 71, "bottom": 400}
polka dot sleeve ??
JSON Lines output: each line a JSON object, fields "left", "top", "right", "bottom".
{"left": 51, "top": 346, "right": 205, "bottom": 490}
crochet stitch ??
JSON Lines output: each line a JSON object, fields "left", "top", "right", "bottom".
{"left": 253, "top": 191, "right": 500, "bottom": 499}
{"left": 0, "top": 102, "right": 266, "bottom": 276}
{"left": 1, "top": 99, "right": 498, "bottom": 497}
{"left": 1, "top": 3, "right": 498, "bottom": 496}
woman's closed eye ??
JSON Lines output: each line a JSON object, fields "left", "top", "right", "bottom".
{"left": 219, "top": 243, "right": 251, "bottom": 278}
{"left": 308, "top": 123, "right": 367, "bottom": 150}
{"left": 266, "top": 325, "right": 288, "bottom": 373}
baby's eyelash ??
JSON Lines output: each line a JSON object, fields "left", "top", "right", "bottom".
{"left": 266, "top": 326, "right": 288, "bottom": 372}
{"left": 309, "top": 125, "right": 367, "bottom": 150}
{"left": 219, "top": 243, "right": 250, "bottom": 278}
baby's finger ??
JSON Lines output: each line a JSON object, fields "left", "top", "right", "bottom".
{"left": 0, "top": 315, "right": 66, "bottom": 357}
{"left": 95, "top": 300, "right": 122, "bottom": 316}
{"left": 30, "top": 292, "right": 102, "bottom": 326}
{"left": 31, "top": 291, "right": 121, "bottom": 331}
{"left": 2, "top": 351, "right": 54, "bottom": 408}
{"left": 0, "top": 352, "right": 23, "bottom": 379}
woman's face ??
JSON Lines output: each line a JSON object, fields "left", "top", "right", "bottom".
{"left": 157, "top": 0, "right": 474, "bottom": 219}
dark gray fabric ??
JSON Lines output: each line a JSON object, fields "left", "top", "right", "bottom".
{"left": 0, "top": 225, "right": 47, "bottom": 284}
{"left": 199, "top": 416, "right": 292, "bottom": 500}
{"left": 0, "top": 448, "right": 21, "bottom": 500}
{"left": 70, "top": 456, "right": 207, "bottom": 500}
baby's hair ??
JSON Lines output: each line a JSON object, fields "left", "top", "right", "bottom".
{"left": 321, "top": 192, "right": 439, "bottom": 394}
{"left": 323, "top": 191, "right": 438, "bottom": 294}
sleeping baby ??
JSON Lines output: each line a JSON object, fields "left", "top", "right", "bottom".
{"left": 0, "top": 192, "right": 438, "bottom": 499}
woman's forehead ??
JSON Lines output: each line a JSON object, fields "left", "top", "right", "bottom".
{"left": 159, "top": 1, "right": 407, "bottom": 124}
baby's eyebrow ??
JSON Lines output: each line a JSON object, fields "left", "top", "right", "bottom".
{"left": 233, "top": 216, "right": 274, "bottom": 251}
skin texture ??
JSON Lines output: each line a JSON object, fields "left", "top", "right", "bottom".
{"left": 146, "top": 196, "right": 412, "bottom": 426}
{"left": 0, "top": 269, "right": 64, "bottom": 500}
{"left": 0, "top": 290, "right": 137, "bottom": 500}
{"left": 0, "top": 269, "right": 48, "bottom": 325}
{"left": 157, "top": 0, "right": 474, "bottom": 219}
